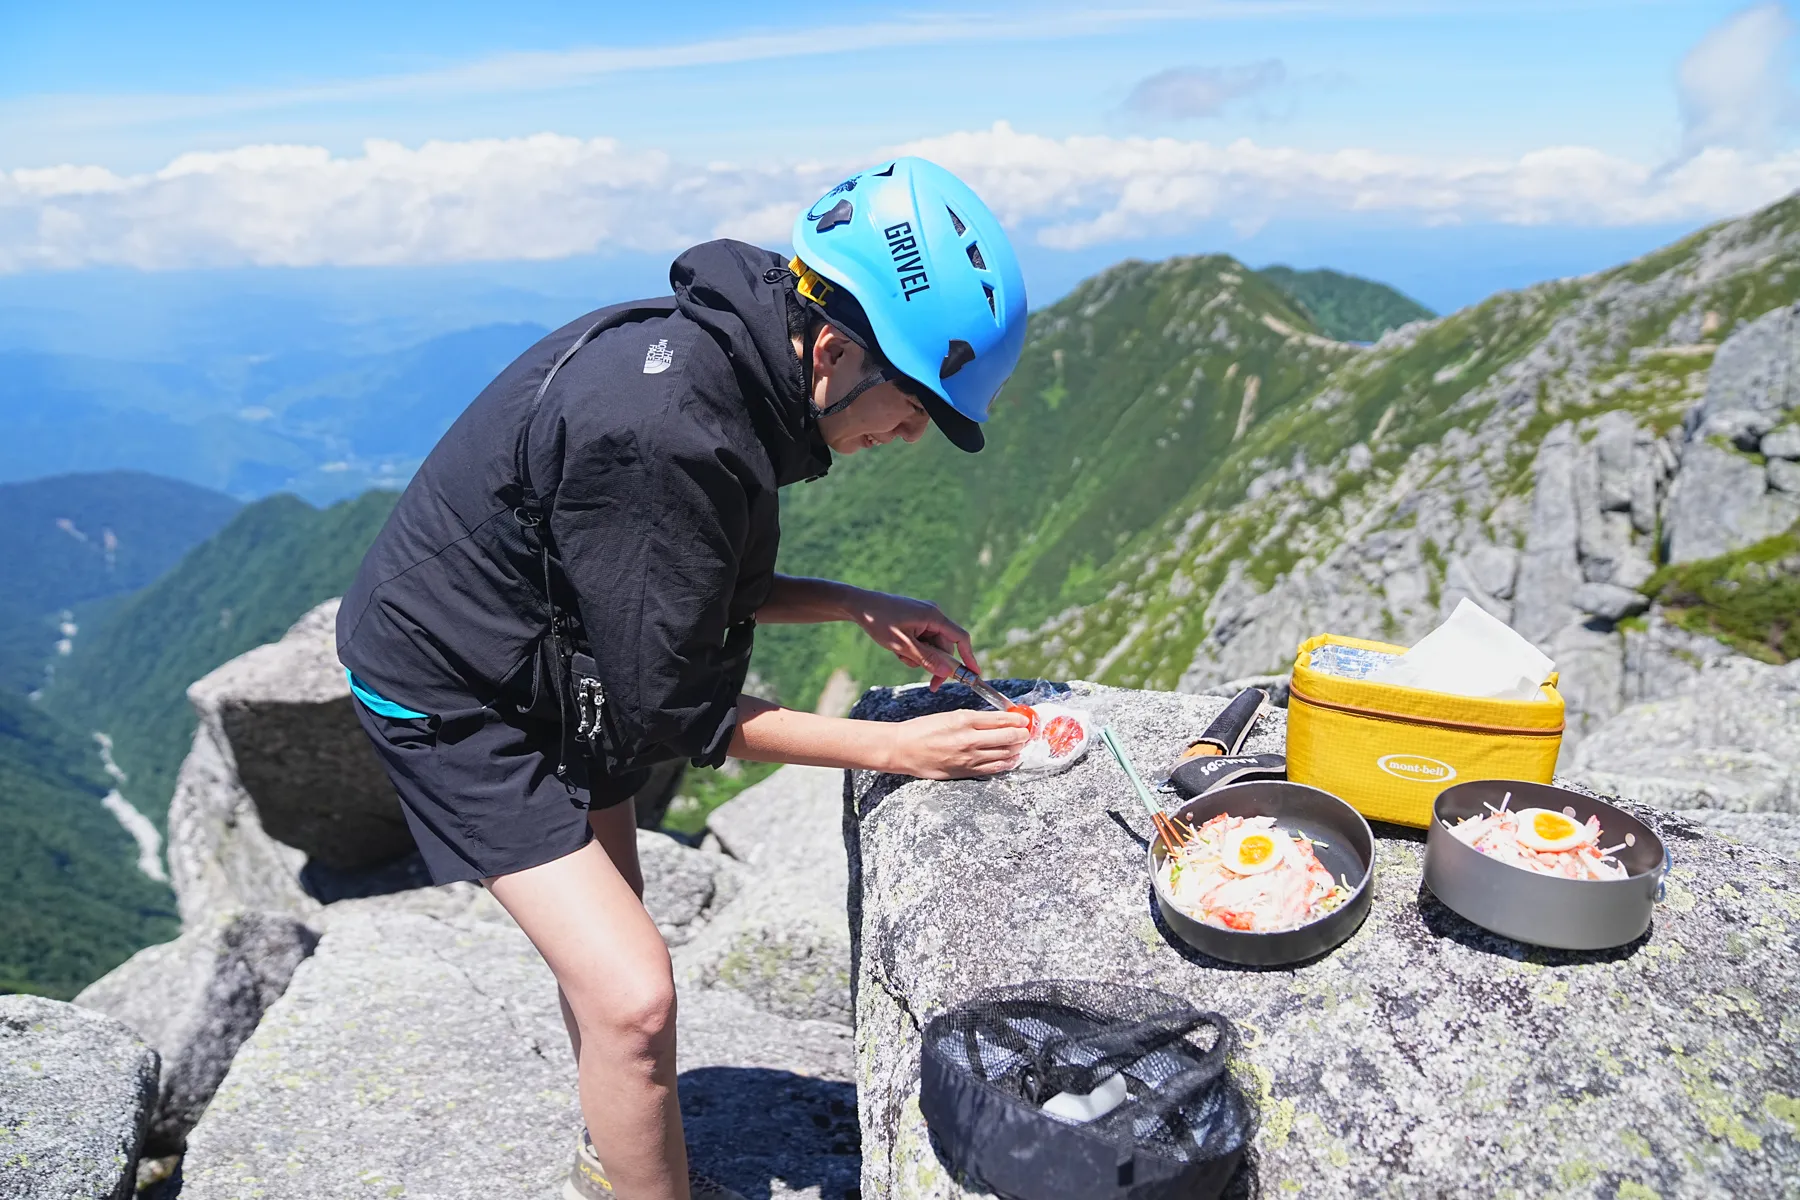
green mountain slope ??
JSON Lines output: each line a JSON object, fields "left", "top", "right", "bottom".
{"left": 1257, "top": 265, "right": 1435, "bottom": 342}
{"left": 0, "top": 472, "right": 241, "bottom": 694}
{"left": 0, "top": 690, "right": 179, "bottom": 998}
{"left": 1648, "top": 526, "right": 1800, "bottom": 664}
{"left": 756, "top": 255, "right": 1362, "bottom": 705}
{"left": 991, "top": 193, "right": 1800, "bottom": 691}
{"left": 45, "top": 490, "right": 399, "bottom": 828}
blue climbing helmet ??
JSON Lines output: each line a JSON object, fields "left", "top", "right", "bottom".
{"left": 790, "top": 156, "right": 1028, "bottom": 453}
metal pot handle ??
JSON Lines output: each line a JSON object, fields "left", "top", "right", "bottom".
{"left": 1655, "top": 845, "right": 1673, "bottom": 903}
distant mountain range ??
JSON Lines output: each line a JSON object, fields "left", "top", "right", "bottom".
{"left": 0, "top": 261, "right": 1432, "bottom": 505}
{"left": 0, "top": 324, "right": 543, "bottom": 502}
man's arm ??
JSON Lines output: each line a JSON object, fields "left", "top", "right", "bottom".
{"left": 729, "top": 695, "right": 1030, "bottom": 779}
{"left": 756, "top": 576, "right": 980, "bottom": 688}
{"left": 755, "top": 574, "right": 857, "bottom": 624}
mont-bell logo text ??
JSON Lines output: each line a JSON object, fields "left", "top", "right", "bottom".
{"left": 1376, "top": 753, "right": 1457, "bottom": 783}
{"left": 643, "top": 339, "right": 674, "bottom": 375}
{"left": 884, "top": 222, "right": 930, "bottom": 301}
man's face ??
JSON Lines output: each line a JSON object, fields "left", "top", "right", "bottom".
{"left": 818, "top": 381, "right": 932, "bottom": 454}
{"left": 808, "top": 325, "right": 933, "bottom": 454}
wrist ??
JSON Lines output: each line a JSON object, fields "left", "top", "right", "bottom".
{"left": 871, "top": 724, "right": 904, "bottom": 774}
{"left": 833, "top": 581, "right": 873, "bottom": 625}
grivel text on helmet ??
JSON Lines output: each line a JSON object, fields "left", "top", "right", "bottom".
{"left": 884, "top": 223, "right": 932, "bottom": 301}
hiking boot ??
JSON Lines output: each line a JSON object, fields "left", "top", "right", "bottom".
{"left": 563, "top": 1129, "right": 746, "bottom": 1200}
{"left": 563, "top": 1129, "right": 614, "bottom": 1200}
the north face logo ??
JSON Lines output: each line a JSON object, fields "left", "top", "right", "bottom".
{"left": 643, "top": 340, "right": 673, "bottom": 374}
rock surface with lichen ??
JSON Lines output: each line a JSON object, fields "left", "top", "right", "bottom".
{"left": 847, "top": 681, "right": 1800, "bottom": 1200}
{"left": 0, "top": 995, "right": 160, "bottom": 1200}
{"left": 178, "top": 898, "right": 861, "bottom": 1199}
{"left": 73, "top": 909, "right": 318, "bottom": 1157}
{"left": 682, "top": 764, "right": 854, "bottom": 1024}
{"left": 1567, "top": 657, "right": 1800, "bottom": 814}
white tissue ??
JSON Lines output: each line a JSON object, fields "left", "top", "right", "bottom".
{"left": 1364, "top": 599, "right": 1554, "bottom": 701}
{"left": 1040, "top": 1072, "right": 1128, "bottom": 1123}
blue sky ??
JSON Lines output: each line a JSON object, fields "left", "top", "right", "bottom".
{"left": 2, "top": 1, "right": 1796, "bottom": 314}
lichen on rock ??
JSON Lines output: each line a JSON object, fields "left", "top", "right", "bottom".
{"left": 679, "top": 765, "right": 854, "bottom": 1025}
{"left": 0, "top": 995, "right": 159, "bottom": 1200}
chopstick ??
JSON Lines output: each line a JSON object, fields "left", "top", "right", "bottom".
{"left": 1101, "top": 726, "right": 1189, "bottom": 849}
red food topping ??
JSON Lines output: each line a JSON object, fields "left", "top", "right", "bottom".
{"left": 1214, "top": 909, "right": 1255, "bottom": 931}
{"left": 1007, "top": 704, "right": 1040, "bottom": 737}
{"left": 1043, "top": 715, "right": 1084, "bottom": 757}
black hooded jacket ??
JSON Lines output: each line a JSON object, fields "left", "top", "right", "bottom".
{"left": 336, "top": 240, "right": 832, "bottom": 771}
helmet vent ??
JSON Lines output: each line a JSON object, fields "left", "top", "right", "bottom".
{"left": 983, "top": 284, "right": 997, "bottom": 318}
{"left": 814, "top": 199, "right": 854, "bottom": 233}
{"left": 874, "top": 163, "right": 896, "bottom": 176}
{"left": 966, "top": 242, "right": 987, "bottom": 271}
{"left": 946, "top": 207, "right": 967, "bottom": 236}
{"left": 940, "top": 339, "right": 976, "bottom": 380}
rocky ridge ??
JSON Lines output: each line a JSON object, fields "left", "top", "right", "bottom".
{"left": 990, "top": 195, "right": 1800, "bottom": 780}
{"left": 1566, "top": 656, "right": 1800, "bottom": 814}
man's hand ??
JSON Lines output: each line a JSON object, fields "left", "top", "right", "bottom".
{"left": 881, "top": 710, "right": 1031, "bottom": 779}
{"left": 846, "top": 589, "right": 978, "bottom": 690}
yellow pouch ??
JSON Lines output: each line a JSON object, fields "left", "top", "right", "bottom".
{"left": 1285, "top": 633, "right": 1564, "bottom": 828}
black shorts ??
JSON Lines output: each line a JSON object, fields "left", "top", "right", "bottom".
{"left": 353, "top": 697, "right": 648, "bottom": 885}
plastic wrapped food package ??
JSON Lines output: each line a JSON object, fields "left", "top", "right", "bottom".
{"left": 1005, "top": 684, "right": 1093, "bottom": 777}
{"left": 1306, "top": 642, "right": 1399, "bottom": 680}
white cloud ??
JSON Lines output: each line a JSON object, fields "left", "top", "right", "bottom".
{"left": 0, "top": 135, "right": 838, "bottom": 271}
{"left": 1679, "top": 2, "right": 1799, "bottom": 152}
{"left": 1124, "top": 61, "right": 1288, "bottom": 119}
{"left": 897, "top": 125, "right": 1800, "bottom": 247}
{"left": 3, "top": 124, "right": 1797, "bottom": 272}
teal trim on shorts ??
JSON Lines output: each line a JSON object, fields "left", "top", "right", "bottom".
{"left": 345, "top": 669, "right": 432, "bottom": 720}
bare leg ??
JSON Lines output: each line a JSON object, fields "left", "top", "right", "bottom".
{"left": 486, "top": 801, "right": 689, "bottom": 1200}
{"left": 592, "top": 798, "right": 645, "bottom": 898}
{"left": 559, "top": 800, "right": 644, "bottom": 1060}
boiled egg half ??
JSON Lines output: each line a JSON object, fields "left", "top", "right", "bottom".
{"left": 1514, "top": 807, "right": 1597, "bottom": 852}
{"left": 1221, "top": 825, "right": 1289, "bottom": 875}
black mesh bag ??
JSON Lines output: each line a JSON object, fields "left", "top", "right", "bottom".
{"left": 919, "top": 981, "right": 1256, "bottom": 1200}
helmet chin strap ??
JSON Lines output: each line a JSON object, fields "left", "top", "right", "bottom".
{"left": 784, "top": 287, "right": 888, "bottom": 425}
{"left": 816, "top": 367, "right": 892, "bottom": 420}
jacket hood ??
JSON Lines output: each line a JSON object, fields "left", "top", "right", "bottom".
{"left": 671, "top": 239, "right": 832, "bottom": 487}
